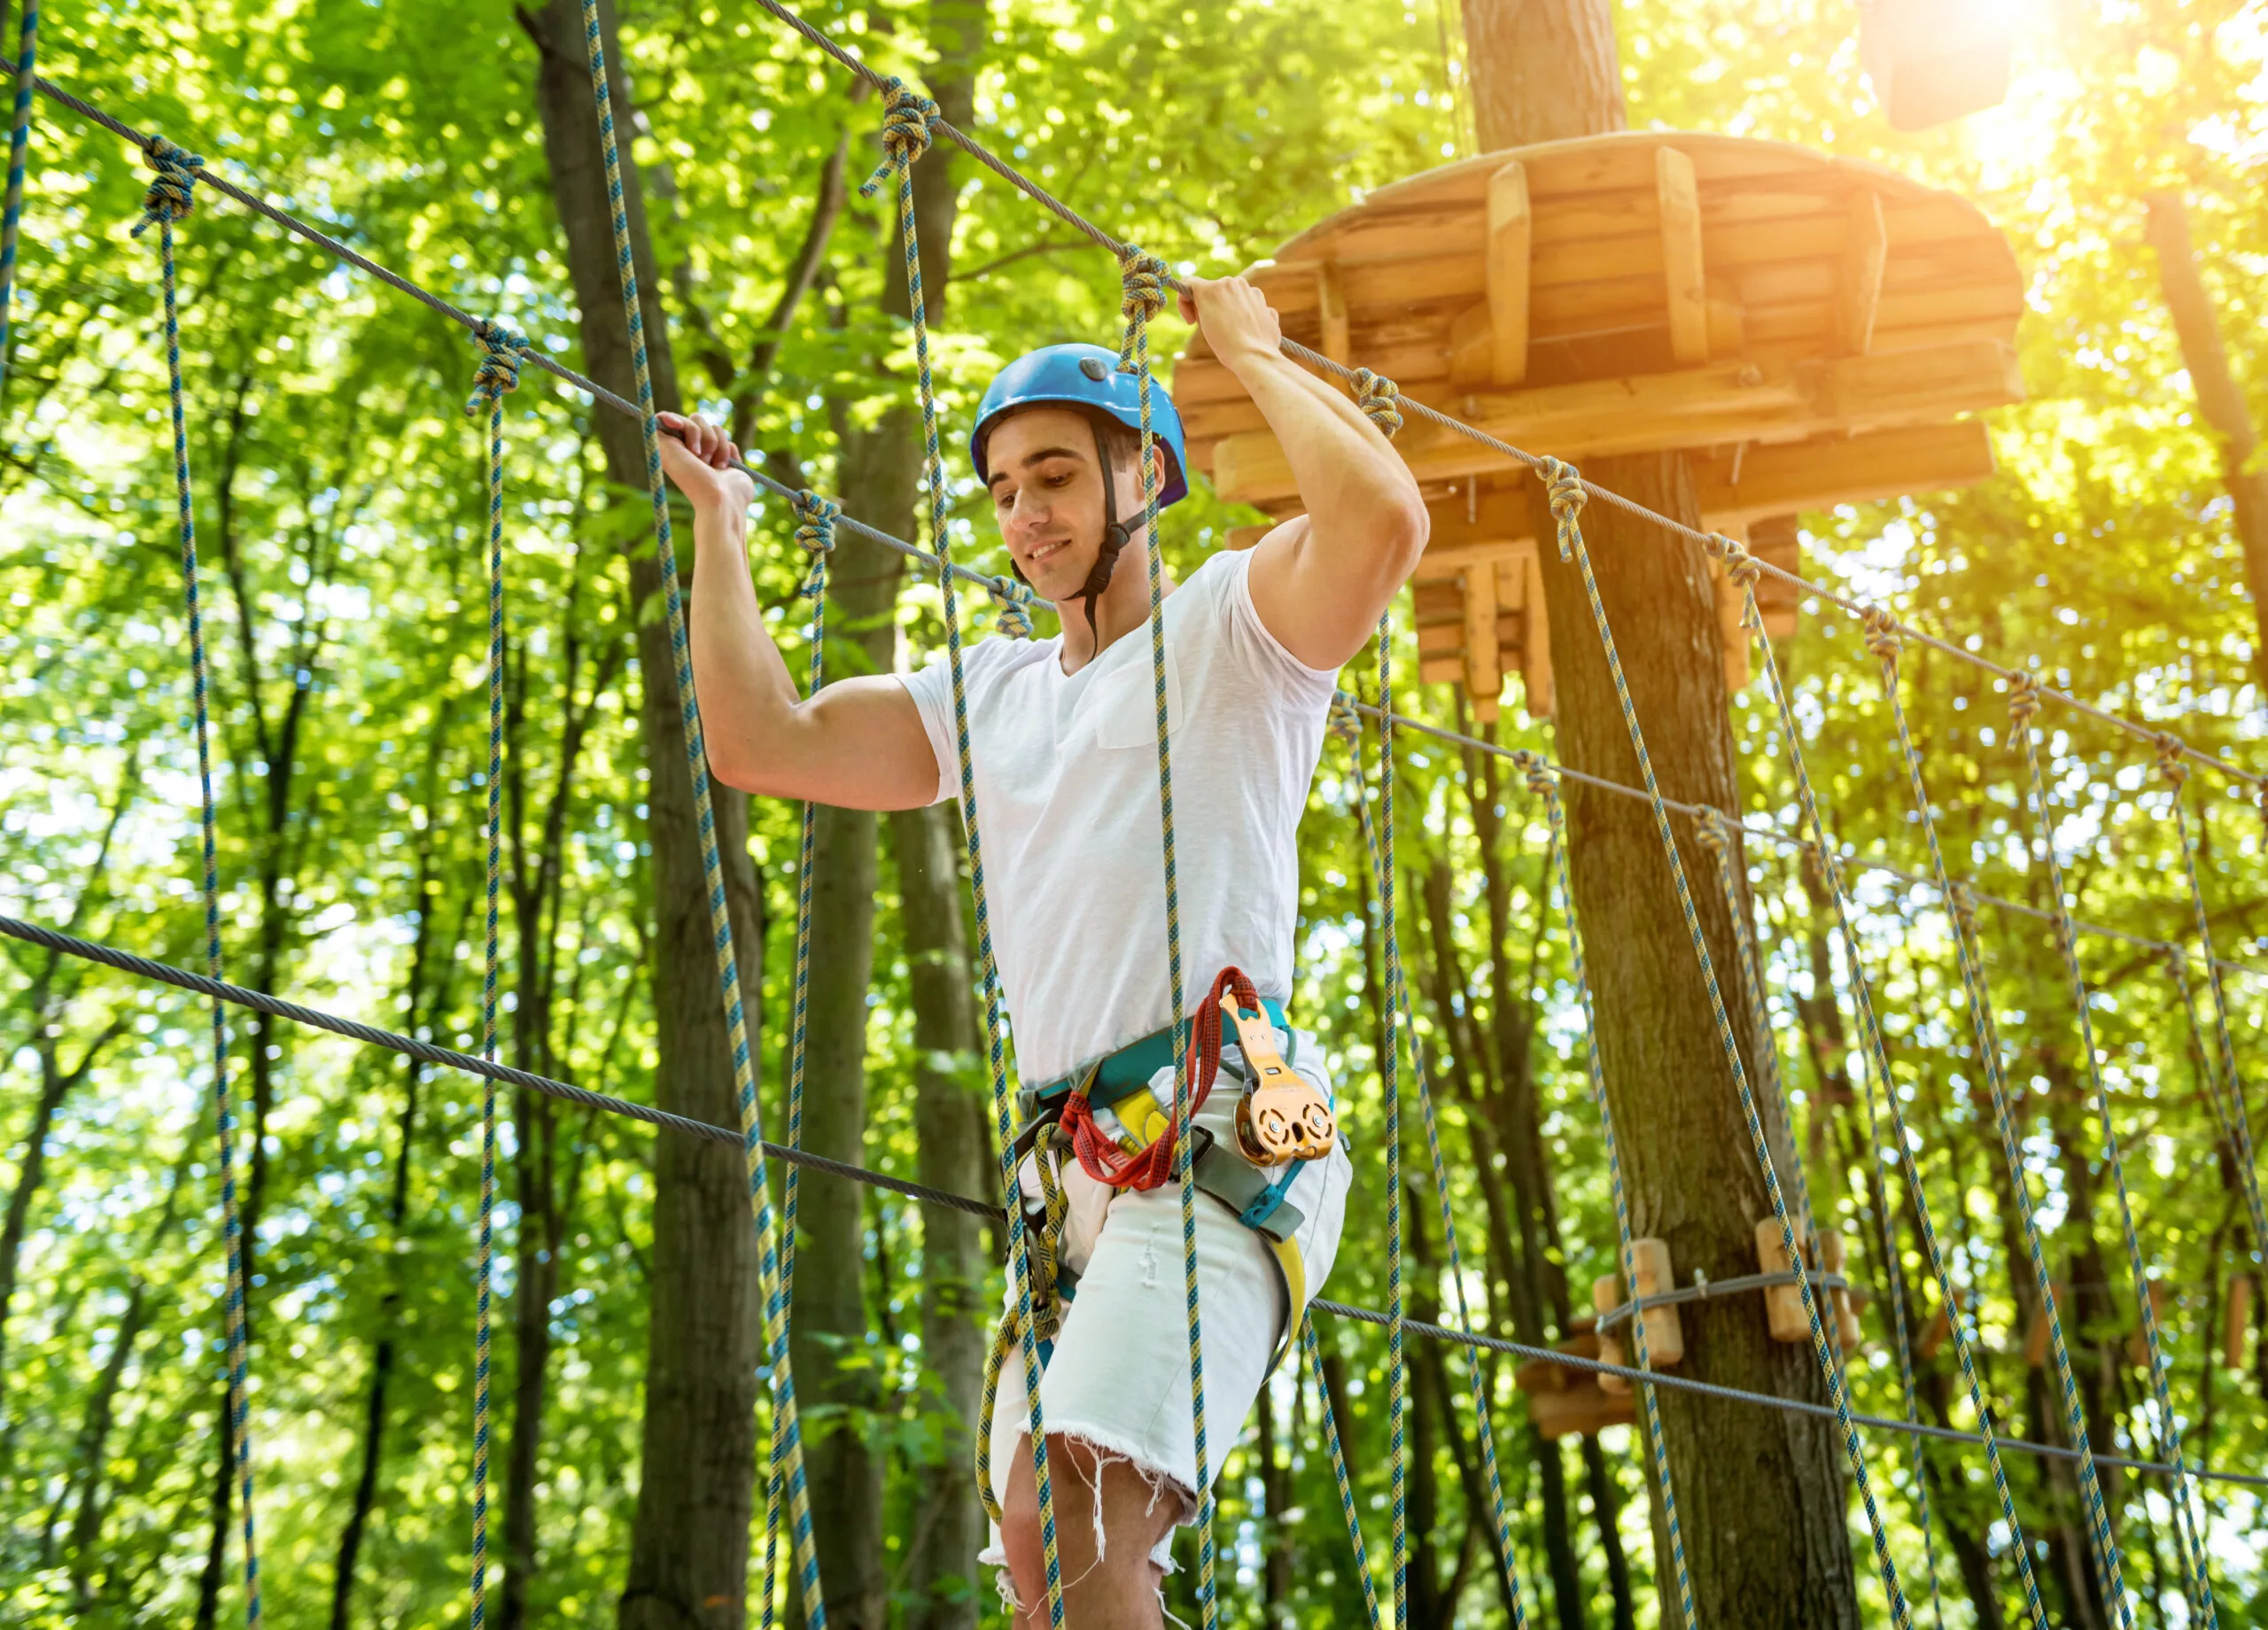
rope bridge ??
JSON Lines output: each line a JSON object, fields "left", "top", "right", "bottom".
{"left": 0, "top": 8, "right": 2262, "bottom": 1629}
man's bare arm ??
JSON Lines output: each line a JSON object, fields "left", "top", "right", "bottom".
{"left": 1179, "top": 280, "right": 1429, "bottom": 670}
{"left": 664, "top": 415, "right": 944, "bottom": 811}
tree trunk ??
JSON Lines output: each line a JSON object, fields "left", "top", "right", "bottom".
{"left": 2142, "top": 191, "right": 2268, "bottom": 689}
{"left": 524, "top": 4, "right": 768, "bottom": 1624}
{"left": 889, "top": 803, "right": 991, "bottom": 1630}
{"left": 1456, "top": 6, "right": 1859, "bottom": 1617}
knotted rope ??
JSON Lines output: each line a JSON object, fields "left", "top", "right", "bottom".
{"left": 2008, "top": 672, "right": 2210, "bottom": 1626}
{"left": 988, "top": 575, "right": 1034, "bottom": 640}
{"left": 1861, "top": 605, "right": 1903, "bottom": 662}
{"left": 465, "top": 315, "right": 524, "bottom": 1630}
{"left": 1341, "top": 667, "right": 1532, "bottom": 1628}
{"left": 856, "top": 76, "right": 936, "bottom": 198}
{"left": 139, "top": 130, "right": 261, "bottom": 1628}
{"left": 1115, "top": 247, "right": 1168, "bottom": 373}
{"left": 856, "top": 69, "right": 1068, "bottom": 1627}
{"left": 574, "top": 9, "right": 826, "bottom": 1626}
{"left": 0, "top": 0, "right": 38, "bottom": 400}
{"left": 1544, "top": 450, "right": 1914, "bottom": 1629}
{"left": 1351, "top": 368, "right": 1402, "bottom": 438}
{"left": 133, "top": 136, "right": 202, "bottom": 236}
{"left": 1328, "top": 688, "right": 1363, "bottom": 748}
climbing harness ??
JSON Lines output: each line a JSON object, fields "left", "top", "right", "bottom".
{"left": 463, "top": 314, "right": 524, "bottom": 1630}
{"left": 576, "top": 9, "right": 826, "bottom": 1626}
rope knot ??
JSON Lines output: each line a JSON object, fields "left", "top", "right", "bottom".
{"left": 1115, "top": 249, "right": 1169, "bottom": 372}
{"left": 2007, "top": 671, "right": 2043, "bottom": 730}
{"left": 1351, "top": 369, "right": 1402, "bottom": 438}
{"left": 1541, "top": 458, "right": 1586, "bottom": 562}
{"left": 1718, "top": 538, "right": 1765, "bottom": 594}
{"left": 1510, "top": 748, "right": 1555, "bottom": 798}
{"left": 463, "top": 321, "right": 528, "bottom": 416}
{"left": 2153, "top": 733, "right": 2191, "bottom": 788}
{"left": 1328, "top": 690, "right": 1363, "bottom": 747}
{"left": 857, "top": 78, "right": 937, "bottom": 198}
{"left": 990, "top": 578, "right": 1035, "bottom": 640}
{"left": 1946, "top": 881, "right": 1981, "bottom": 941}
{"left": 132, "top": 138, "right": 205, "bottom": 237}
{"left": 1860, "top": 604, "right": 1903, "bottom": 663}
{"left": 1800, "top": 840, "right": 1840, "bottom": 895}
{"left": 2161, "top": 943, "right": 2190, "bottom": 982}
{"left": 1694, "top": 807, "right": 1731, "bottom": 859}
{"left": 791, "top": 489, "right": 840, "bottom": 557}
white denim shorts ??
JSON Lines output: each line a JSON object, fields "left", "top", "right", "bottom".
{"left": 980, "top": 1026, "right": 1352, "bottom": 1595}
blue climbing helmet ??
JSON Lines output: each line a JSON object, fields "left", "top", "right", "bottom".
{"left": 969, "top": 343, "right": 1189, "bottom": 633}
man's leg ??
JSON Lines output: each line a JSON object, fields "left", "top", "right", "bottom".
{"left": 998, "top": 1432, "right": 1180, "bottom": 1630}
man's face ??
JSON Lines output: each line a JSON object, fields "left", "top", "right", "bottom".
{"left": 983, "top": 407, "right": 1117, "bottom": 602}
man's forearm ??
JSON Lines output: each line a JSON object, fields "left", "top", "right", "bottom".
{"left": 687, "top": 500, "right": 803, "bottom": 785}
{"left": 1231, "top": 349, "right": 1423, "bottom": 565}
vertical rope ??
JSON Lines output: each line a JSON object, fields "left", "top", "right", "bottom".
{"left": 1516, "top": 753, "right": 1695, "bottom": 1630}
{"left": 759, "top": 489, "right": 835, "bottom": 1630}
{"left": 135, "top": 135, "right": 261, "bottom": 1630}
{"left": 0, "top": 0, "right": 34, "bottom": 400}
{"left": 1371, "top": 622, "right": 1410, "bottom": 1630}
{"left": 2155, "top": 737, "right": 2266, "bottom": 1260}
{"left": 572, "top": 12, "right": 825, "bottom": 1623}
{"left": 463, "top": 317, "right": 524, "bottom": 1630}
{"left": 1118, "top": 243, "right": 1218, "bottom": 1630}
{"left": 855, "top": 78, "right": 1066, "bottom": 1626}
{"left": 1537, "top": 462, "right": 1910, "bottom": 1627}
{"left": 2009, "top": 673, "right": 2211, "bottom": 1627}
{"left": 1303, "top": 1314, "right": 1385, "bottom": 1630}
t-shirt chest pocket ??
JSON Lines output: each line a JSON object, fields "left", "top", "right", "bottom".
{"left": 1084, "top": 646, "right": 1184, "bottom": 750}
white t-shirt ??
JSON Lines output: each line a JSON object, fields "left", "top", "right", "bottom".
{"left": 897, "top": 549, "right": 1339, "bottom": 1084}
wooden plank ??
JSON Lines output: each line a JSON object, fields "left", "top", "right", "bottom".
{"left": 1521, "top": 551, "right": 1552, "bottom": 718}
{"left": 1758, "top": 1218, "right": 1811, "bottom": 1342}
{"left": 1463, "top": 563, "right": 1503, "bottom": 705}
{"left": 1410, "top": 536, "right": 1536, "bottom": 582}
{"left": 1819, "top": 1233, "right": 1864, "bottom": 1348}
{"left": 1317, "top": 262, "right": 1351, "bottom": 365}
{"left": 1694, "top": 419, "right": 1997, "bottom": 524}
{"left": 1418, "top": 653, "right": 1464, "bottom": 686}
{"left": 1417, "top": 622, "right": 1464, "bottom": 658}
{"left": 1425, "top": 483, "right": 1531, "bottom": 553}
{"left": 1820, "top": 338, "right": 2023, "bottom": 428}
{"left": 1838, "top": 190, "right": 1889, "bottom": 356}
{"left": 1448, "top": 302, "right": 1494, "bottom": 389}
{"left": 1487, "top": 161, "right": 1533, "bottom": 386}
{"left": 1658, "top": 146, "right": 1710, "bottom": 364}
{"left": 2228, "top": 1275, "right": 2253, "bottom": 1370}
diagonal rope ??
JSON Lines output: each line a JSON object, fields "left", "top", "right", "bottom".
{"left": 572, "top": 9, "right": 825, "bottom": 1623}
{"left": 2155, "top": 738, "right": 2266, "bottom": 1261}
{"left": 855, "top": 78, "right": 1067, "bottom": 1626}
{"left": 1302, "top": 1314, "right": 1385, "bottom": 1630}
{"left": 758, "top": 487, "right": 835, "bottom": 1630}
{"left": 1537, "top": 462, "right": 1912, "bottom": 1627}
{"left": 0, "top": 0, "right": 33, "bottom": 400}
{"left": 133, "top": 131, "right": 262, "bottom": 1630}
{"left": 2008, "top": 673, "right": 2215, "bottom": 1626}
{"left": 1515, "top": 751, "right": 1696, "bottom": 1630}
{"left": 463, "top": 314, "right": 524, "bottom": 1630}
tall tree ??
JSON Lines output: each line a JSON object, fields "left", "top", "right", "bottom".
{"left": 1459, "top": 3, "right": 1859, "bottom": 1621}
{"left": 523, "top": 4, "right": 771, "bottom": 1624}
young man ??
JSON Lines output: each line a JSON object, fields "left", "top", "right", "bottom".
{"left": 660, "top": 276, "right": 1426, "bottom": 1626}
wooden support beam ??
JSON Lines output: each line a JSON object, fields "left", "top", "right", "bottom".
{"left": 1317, "top": 261, "right": 1351, "bottom": 367}
{"left": 1463, "top": 563, "right": 1503, "bottom": 716}
{"left": 1208, "top": 340, "right": 2020, "bottom": 505}
{"left": 1487, "top": 160, "right": 1533, "bottom": 386}
{"left": 1520, "top": 550, "right": 1552, "bottom": 718}
{"left": 1696, "top": 420, "right": 1997, "bottom": 527}
{"left": 1838, "top": 190, "right": 1889, "bottom": 356}
{"left": 1595, "top": 1238, "right": 1680, "bottom": 1393}
{"left": 2228, "top": 1275, "right": 2253, "bottom": 1370}
{"left": 1527, "top": 1374, "right": 1637, "bottom": 1440}
{"left": 1758, "top": 1219, "right": 1810, "bottom": 1343}
{"left": 1657, "top": 146, "right": 1709, "bottom": 364}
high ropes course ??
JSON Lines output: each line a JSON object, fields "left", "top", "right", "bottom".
{"left": 0, "top": 2, "right": 2264, "bottom": 1627}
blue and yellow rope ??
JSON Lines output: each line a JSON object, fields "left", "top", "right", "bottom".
{"left": 574, "top": 10, "right": 825, "bottom": 1622}
{"left": 1540, "top": 462, "right": 1910, "bottom": 1628}
{"left": 2010, "top": 672, "right": 2212, "bottom": 1627}
{"left": 856, "top": 79, "right": 1067, "bottom": 1626}
{"left": 1303, "top": 1314, "right": 1385, "bottom": 1630}
{"left": 136, "top": 132, "right": 262, "bottom": 1630}
{"left": 0, "top": 0, "right": 34, "bottom": 399}
{"left": 463, "top": 315, "right": 524, "bottom": 1630}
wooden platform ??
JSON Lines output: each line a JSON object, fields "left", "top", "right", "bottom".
{"left": 1180, "top": 130, "right": 2023, "bottom": 718}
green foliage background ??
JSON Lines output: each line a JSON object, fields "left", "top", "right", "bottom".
{"left": 1, "top": 0, "right": 2264, "bottom": 1624}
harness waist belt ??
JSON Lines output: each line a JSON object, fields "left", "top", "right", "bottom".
{"left": 1017, "top": 997, "right": 1288, "bottom": 1126}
